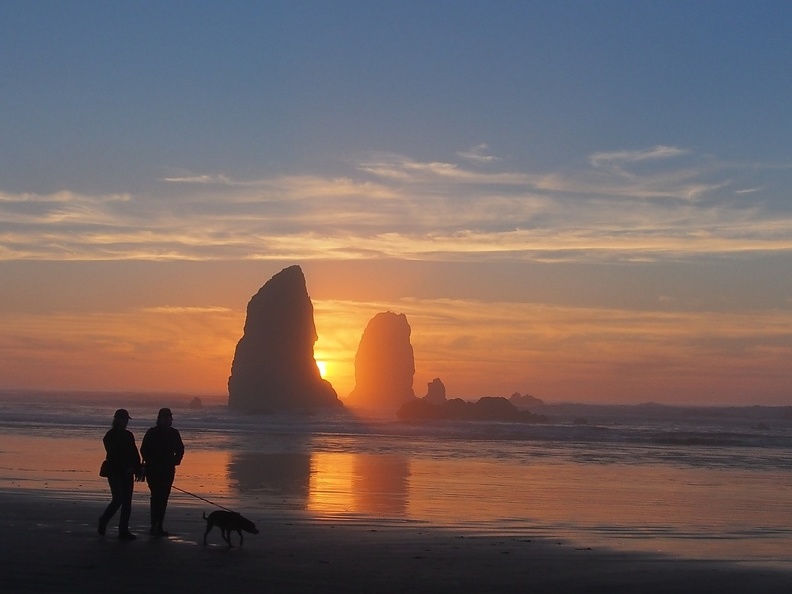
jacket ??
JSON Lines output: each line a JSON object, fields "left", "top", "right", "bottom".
{"left": 141, "top": 425, "right": 184, "bottom": 471}
{"left": 103, "top": 426, "right": 142, "bottom": 476}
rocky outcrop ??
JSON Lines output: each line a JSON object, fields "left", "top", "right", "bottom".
{"left": 424, "top": 378, "right": 446, "bottom": 405}
{"left": 509, "top": 392, "right": 544, "bottom": 410}
{"left": 228, "top": 265, "right": 341, "bottom": 413}
{"left": 346, "top": 312, "right": 416, "bottom": 411}
{"left": 397, "top": 396, "right": 547, "bottom": 423}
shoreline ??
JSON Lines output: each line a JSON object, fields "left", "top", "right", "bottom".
{"left": 3, "top": 490, "right": 792, "bottom": 593}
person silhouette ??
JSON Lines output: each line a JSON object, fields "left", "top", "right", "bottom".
{"left": 141, "top": 408, "right": 184, "bottom": 537}
{"left": 98, "top": 409, "right": 144, "bottom": 540}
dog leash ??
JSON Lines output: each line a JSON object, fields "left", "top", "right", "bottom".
{"left": 171, "top": 485, "right": 236, "bottom": 513}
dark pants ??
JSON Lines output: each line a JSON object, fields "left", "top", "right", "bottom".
{"left": 100, "top": 473, "right": 134, "bottom": 532}
{"left": 146, "top": 467, "right": 175, "bottom": 530}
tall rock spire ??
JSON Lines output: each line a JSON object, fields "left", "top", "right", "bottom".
{"left": 346, "top": 311, "right": 416, "bottom": 411}
{"left": 228, "top": 265, "right": 341, "bottom": 412}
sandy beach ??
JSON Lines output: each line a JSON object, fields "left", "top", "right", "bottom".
{"left": 2, "top": 490, "right": 791, "bottom": 594}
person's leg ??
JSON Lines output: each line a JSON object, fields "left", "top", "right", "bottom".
{"left": 147, "top": 473, "right": 160, "bottom": 533}
{"left": 118, "top": 475, "right": 134, "bottom": 533}
{"left": 147, "top": 472, "right": 168, "bottom": 534}
{"left": 147, "top": 469, "right": 174, "bottom": 535}
{"left": 158, "top": 474, "right": 174, "bottom": 531}
{"left": 99, "top": 476, "right": 123, "bottom": 534}
{"left": 152, "top": 487, "right": 164, "bottom": 532}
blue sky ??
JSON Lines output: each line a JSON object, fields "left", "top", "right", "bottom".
{"left": 4, "top": 2, "right": 792, "bottom": 194}
{"left": 2, "top": 1, "right": 792, "bottom": 404}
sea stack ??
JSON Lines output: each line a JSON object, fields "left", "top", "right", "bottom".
{"left": 228, "top": 265, "right": 341, "bottom": 413}
{"left": 424, "top": 378, "right": 447, "bottom": 405}
{"left": 346, "top": 311, "right": 416, "bottom": 411}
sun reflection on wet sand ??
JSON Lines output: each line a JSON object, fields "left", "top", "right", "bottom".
{"left": 308, "top": 452, "right": 409, "bottom": 517}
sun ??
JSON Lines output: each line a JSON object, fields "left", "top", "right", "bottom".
{"left": 316, "top": 359, "right": 328, "bottom": 378}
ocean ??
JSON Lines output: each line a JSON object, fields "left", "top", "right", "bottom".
{"left": 2, "top": 392, "right": 792, "bottom": 568}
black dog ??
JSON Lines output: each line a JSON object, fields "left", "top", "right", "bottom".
{"left": 203, "top": 510, "right": 259, "bottom": 547}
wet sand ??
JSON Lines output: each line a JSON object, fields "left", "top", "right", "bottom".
{"left": 3, "top": 490, "right": 792, "bottom": 594}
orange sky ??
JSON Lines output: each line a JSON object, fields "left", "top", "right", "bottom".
{"left": 1, "top": 260, "right": 790, "bottom": 405}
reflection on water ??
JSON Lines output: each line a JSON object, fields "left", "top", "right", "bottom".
{"left": 309, "top": 453, "right": 409, "bottom": 516}
{"left": 229, "top": 452, "right": 311, "bottom": 498}
{"left": 352, "top": 454, "right": 409, "bottom": 515}
{"left": 224, "top": 451, "right": 410, "bottom": 517}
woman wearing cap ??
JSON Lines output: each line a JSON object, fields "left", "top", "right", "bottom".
{"left": 141, "top": 408, "right": 184, "bottom": 537}
{"left": 98, "top": 409, "right": 144, "bottom": 540}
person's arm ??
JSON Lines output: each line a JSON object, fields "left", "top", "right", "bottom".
{"left": 102, "top": 431, "right": 112, "bottom": 458}
{"left": 174, "top": 430, "right": 185, "bottom": 466}
{"left": 130, "top": 434, "right": 143, "bottom": 478}
{"left": 123, "top": 432, "right": 140, "bottom": 476}
{"left": 140, "top": 429, "right": 151, "bottom": 465}
{"left": 103, "top": 430, "right": 123, "bottom": 473}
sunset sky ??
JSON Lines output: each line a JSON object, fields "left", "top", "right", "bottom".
{"left": 2, "top": 2, "right": 792, "bottom": 405}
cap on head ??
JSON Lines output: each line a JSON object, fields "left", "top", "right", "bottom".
{"left": 114, "top": 408, "right": 131, "bottom": 420}
{"left": 157, "top": 407, "right": 173, "bottom": 419}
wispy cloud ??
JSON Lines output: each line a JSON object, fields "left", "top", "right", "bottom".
{"left": 457, "top": 143, "right": 499, "bottom": 164}
{"left": 142, "top": 306, "right": 233, "bottom": 314}
{"left": 357, "top": 154, "right": 529, "bottom": 184}
{"left": 2, "top": 147, "right": 791, "bottom": 262}
{"left": 589, "top": 145, "right": 689, "bottom": 169}
{"left": 160, "top": 173, "right": 236, "bottom": 185}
